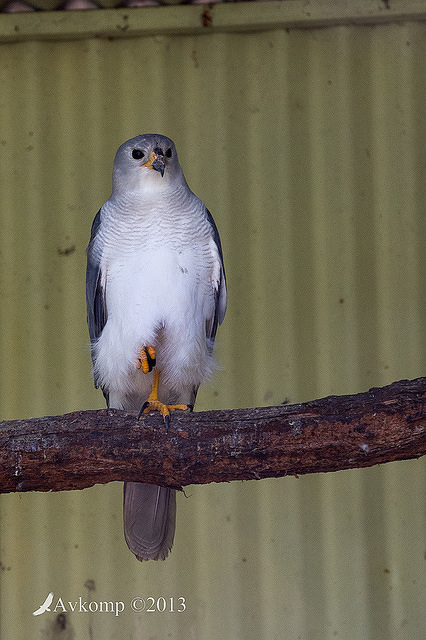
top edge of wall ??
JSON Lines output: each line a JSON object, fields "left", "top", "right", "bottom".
{"left": 0, "top": 0, "right": 425, "bottom": 44}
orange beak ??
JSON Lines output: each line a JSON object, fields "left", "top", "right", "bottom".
{"left": 140, "top": 148, "right": 165, "bottom": 177}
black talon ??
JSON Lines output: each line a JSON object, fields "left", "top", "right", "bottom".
{"left": 146, "top": 349, "right": 156, "bottom": 371}
{"left": 164, "top": 414, "right": 170, "bottom": 430}
{"left": 138, "top": 401, "right": 150, "bottom": 420}
{"left": 187, "top": 404, "right": 194, "bottom": 412}
{"left": 142, "top": 347, "right": 156, "bottom": 372}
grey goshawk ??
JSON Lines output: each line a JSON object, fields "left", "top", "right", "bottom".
{"left": 86, "top": 134, "right": 226, "bottom": 560}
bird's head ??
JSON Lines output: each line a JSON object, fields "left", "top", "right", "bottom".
{"left": 111, "top": 134, "right": 185, "bottom": 195}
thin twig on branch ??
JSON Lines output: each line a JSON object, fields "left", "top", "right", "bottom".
{"left": 0, "top": 377, "right": 425, "bottom": 494}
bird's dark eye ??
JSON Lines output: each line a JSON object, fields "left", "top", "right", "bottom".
{"left": 165, "top": 148, "right": 172, "bottom": 158}
{"left": 132, "top": 149, "right": 145, "bottom": 160}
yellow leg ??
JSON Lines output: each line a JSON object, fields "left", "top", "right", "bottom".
{"left": 138, "top": 368, "right": 192, "bottom": 427}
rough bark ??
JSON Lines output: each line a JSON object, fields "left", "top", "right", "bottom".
{"left": 0, "top": 377, "right": 425, "bottom": 493}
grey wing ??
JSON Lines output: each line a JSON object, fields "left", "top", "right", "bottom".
{"left": 205, "top": 207, "right": 227, "bottom": 348}
{"left": 86, "top": 208, "right": 107, "bottom": 372}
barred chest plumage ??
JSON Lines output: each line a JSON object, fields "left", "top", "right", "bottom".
{"left": 91, "top": 195, "right": 220, "bottom": 406}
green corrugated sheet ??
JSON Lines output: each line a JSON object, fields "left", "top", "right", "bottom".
{"left": 0, "top": 5, "right": 425, "bottom": 639}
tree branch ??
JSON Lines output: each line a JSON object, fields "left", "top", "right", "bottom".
{"left": 1, "top": 377, "right": 425, "bottom": 493}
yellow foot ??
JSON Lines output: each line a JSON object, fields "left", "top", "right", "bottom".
{"left": 137, "top": 369, "right": 192, "bottom": 427}
{"left": 136, "top": 345, "right": 156, "bottom": 374}
{"left": 139, "top": 400, "right": 192, "bottom": 428}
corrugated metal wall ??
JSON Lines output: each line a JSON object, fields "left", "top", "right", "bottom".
{"left": 0, "top": 5, "right": 425, "bottom": 639}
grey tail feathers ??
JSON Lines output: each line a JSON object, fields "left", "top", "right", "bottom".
{"left": 123, "top": 482, "right": 176, "bottom": 561}
{"left": 113, "top": 387, "right": 196, "bottom": 561}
